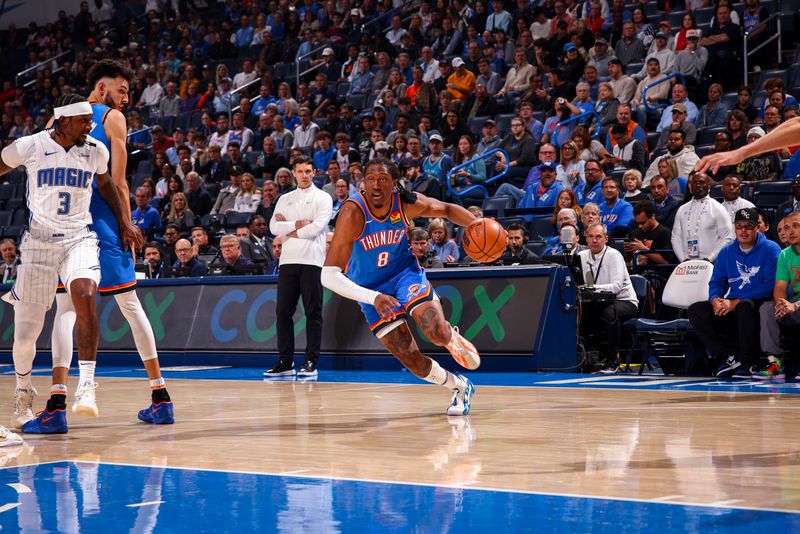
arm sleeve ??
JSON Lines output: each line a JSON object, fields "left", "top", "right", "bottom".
{"left": 296, "top": 191, "right": 333, "bottom": 240}
{"left": 321, "top": 266, "right": 380, "bottom": 304}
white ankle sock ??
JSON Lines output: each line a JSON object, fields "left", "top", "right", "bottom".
{"left": 422, "top": 360, "right": 462, "bottom": 389}
{"left": 78, "top": 361, "right": 96, "bottom": 386}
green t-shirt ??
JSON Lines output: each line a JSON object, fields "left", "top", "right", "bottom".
{"left": 776, "top": 245, "right": 800, "bottom": 301}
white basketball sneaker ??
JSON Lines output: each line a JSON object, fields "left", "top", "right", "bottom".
{"left": 0, "top": 426, "right": 23, "bottom": 448}
{"left": 445, "top": 326, "right": 481, "bottom": 370}
{"left": 12, "top": 387, "right": 37, "bottom": 429}
{"left": 446, "top": 375, "right": 475, "bottom": 416}
{"left": 72, "top": 383, "right": 99, "bottom": 417}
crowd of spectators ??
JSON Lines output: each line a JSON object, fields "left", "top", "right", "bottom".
{"left": 0, "top": 0, "right": 798, "bottom": 375}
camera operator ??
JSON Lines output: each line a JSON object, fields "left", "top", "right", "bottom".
{"left": 409, "top": 228, "right": 444, "bottom": 269}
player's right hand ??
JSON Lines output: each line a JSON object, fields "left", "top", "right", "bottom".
{"left": 374, "top": 294, "right": 401, "bottom": 320}
{"left": 121, "top": 222, "right": 144, "bottom": 252}
{"left": 694, "top": 149, "right": 744, "bottom": 174}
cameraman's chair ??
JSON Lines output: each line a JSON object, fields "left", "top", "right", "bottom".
{"left": 626, "top": 260, "right": 714, "bottom": 375}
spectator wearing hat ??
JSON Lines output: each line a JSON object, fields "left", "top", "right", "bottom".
{"left": 633, "top": 32, "right": 676, "bottom": 82}
{"left": 688, "top": 207, "right": 780, "bottom": 378}
{"left": 421, "top": 134, "right": 454, "bottom": 191}
{"left": 213, "top": 77, "right": 233, "bottom": 114}
{"left": 734, "top": 127, "right": 782, "bottom": 182}
{"left": 587, "top": 38, "right": 615, "bottom": 78}
{"left": 496, "top": 49, "right": 535, "bottom": 98}
{"left": 674, "top": 29, "right": 708, "bottom": 83}
{"left": 314, "top": 48, "right": 341, "bottom": 82}
{"left": 519, "top": 162, "right": 564, "bottom": 214}
{"left": 562, "top": 43, "right": 586, "bottom": 84}
{"left": 655, "top": 102, "right": 698, "bottom": 150}
{"left": 630, "top": 58, "right": 671, "bottom": 129}
{"left": 446, "top": 58, "right": 476, "bottom": 102}
{"left": 656, "top": 84, "right": 698, "bottom": 133}
{"left": 476, "top": 120, "right": 502, "bottom": 155}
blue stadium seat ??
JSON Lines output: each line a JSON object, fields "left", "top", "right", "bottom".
{"left": 720, "top": 92, "right": 738, "bottom": 111}
{"left": 495, "top": 114, "right": 516, "bottom": 137}
{"left": 1, "top": 226, "right": 24, "bottom": 240}
{"left": 666, "top": 11, "right": 688, "bottom": 28}
{"left": 157, "top": 116, "right": 175, "bottom": 135}
{"left": 525, "top": 240, "right": 547, "bottom": 257}
{"left": 752, "top": 181, "right": 792, "bottom": 208}
{"left": 224, "top": 212, "right": 251, "bottom": 228}
{"left": 481, "top": 195, "right": 516, "bottom": 218}
{"left": 4, "top": 199, "right": 23, "bottom": 211}
{"left": 757, "top": 69, "right": 787, "bottom": 89}
{"left": 528, "top": 217, "right": 555, "bottom": 240}
{"left": 625, "top": 63, "right": 643, "bottom": 76}
{"left": 244, "top": 151, "right": 261, "bottom": 168}
{"left": 468, "top": 116, "right": 489, "bottom": 136}
{"left": 697, "top": 127, "right": 727, "bottom": 146}
{"left": 336, "top": 81, "right": 351, "bottom": 100}
{"left": 694, "top": 6, "right": 716, "bottom": 25}
{"left": 347, "top": 94, "right": 367, "bottom": 110}
{"left": 136, "top": 159, "right": 153, "bottom": 177}
{"left": 0, "top": 183, "right": 15, "bottom": 206}
{"left": 788, "top": 64, "right": 800, "bottom": 90}
{"left": 11, "top": 209, "right": 27, "bottom": 227}
{"left": 0, "top": 211, "right": 12, "bottom": 227}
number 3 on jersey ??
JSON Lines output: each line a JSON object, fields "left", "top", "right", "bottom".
{"left": 376, "top": 251, "right": 390, "bottom": 267}
{"left": 57, "top": 192, "right": 71, "bottom": 215}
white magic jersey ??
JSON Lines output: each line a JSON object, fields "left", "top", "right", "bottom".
{"left": 1, "top": 130, "right": 108, "bottom": 240}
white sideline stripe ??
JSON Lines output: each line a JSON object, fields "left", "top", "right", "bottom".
{"left": 126, "top": 500, "right": 165, "bottom": 508}
{"left": 0, "top": 502, "right": 20, "bottom": 513}
{"left": 7, "top": 483, "right": 30, "bottom": 494}
{"left": 651, "top": 494, "right": 685, "bottom": 502}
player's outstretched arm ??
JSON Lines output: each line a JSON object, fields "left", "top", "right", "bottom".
{"left": 695, "top": 116, "right": 800, "bottom": 174}
{"left": 96, "top": 171, "right": 143, "bottom": 252}
{"left": 320, "top": 201, "right": 399, "bottom": 318}
{"left": 404, "top": 192, "right": 478, "bottom": 228}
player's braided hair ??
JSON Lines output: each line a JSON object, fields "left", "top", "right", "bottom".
{"left": 87, "top": 59, "right": 134, "bottom": 88}
{"left": 51, "top": 93, "right": 89, "bottom": 134}
{"left": 366, "top": 157, "right": 417, "bottom": 204}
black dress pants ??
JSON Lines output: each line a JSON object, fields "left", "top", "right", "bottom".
{"left": 276, "top": 263, "right": 323, "bottom": 364}
{"left": 687, "top": 299, "right": 764, "bottom": 369}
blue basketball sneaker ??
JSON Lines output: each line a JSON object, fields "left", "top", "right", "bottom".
{"left": 138, "top": 401, "right": 174, "bottom": 424}
{"left": 446, "top": 375, "right": 475, "bottom": 416}
{"left": 21, "top": 409, "right": 68, "bottom": 434}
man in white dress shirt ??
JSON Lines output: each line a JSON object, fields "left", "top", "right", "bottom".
{"left": 578, "top": 223, "right": 640, "bottom": 373}
{"left": 264, "top": 155, "right": 332, "bottom": 378}
{"left": 719, "top": 175, "right": 755, "bottom": 221}
{"left": 671, "top": 172, "right": 734, "bottom": 262}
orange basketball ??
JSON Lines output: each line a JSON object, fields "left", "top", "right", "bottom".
{"left": 462, "top": 218, "right": 508, "bottom": 263}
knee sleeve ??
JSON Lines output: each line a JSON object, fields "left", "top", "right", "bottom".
{"left": 12, "top": 301, "right": 47, "bottom": 376}
{"left": 114, "top": 291, "right": 158, "bottom": 361}
{"left": 51, "top": 292, "right": 77, "bottom": 369}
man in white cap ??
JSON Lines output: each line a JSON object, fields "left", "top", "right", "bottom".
{"left": 314, "top": 47, "right": 341, "bottom": 81}
{"left": 734, "top": 127, "right": 783, "bottom": 182}
{"left": 447, "top": 57, "right": 476, "bottom": 101}
{"left": 675, "top": 29, "right": 708, "bottom": 82}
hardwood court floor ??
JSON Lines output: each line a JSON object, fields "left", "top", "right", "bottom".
{"left": 2, "top": 374, "right": 799, "bottom": 517}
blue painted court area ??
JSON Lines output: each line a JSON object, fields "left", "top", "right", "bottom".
{"left": 0, "top": 461, "right": 797, "bottom": 533}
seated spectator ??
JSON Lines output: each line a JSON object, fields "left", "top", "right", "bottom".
{"left": 348, "top": 56, "right": 374, "bottom": 96}
{"left": 233, "top": 173, "right": 262, "bottom": 213}
{"left": 158, "top": 174, "right": 183, "bottom": 218}
{"left": 256, "top": 179, "right": 280, "bottom": 222}
{"left": 644, "top": 130, "right": 699, "bottom": 186}
{"left": 428, "top": 218, "right": 459, "bottom": 263}
{"left": 578, "top": 223, "right": 640, "bottom": 373}
{"left": 695, "top": 83, "right": 727, "bottom": 129}
{"left": 607, "top": 58, "right": 637, "bottom": 106}
{"left": 599, "top": 177, "right": 634, "bottom": 236}
{"left": 440, "top": 110, "right": 471, "bottom": 150}
{"left": 496, "top": 48, "right": 535, "bottom": 98}
{"left": 476, "top": 119, "right": 502, "bottom": 155}
{"left": 161, "top": 224, "right": 180, "bottom": 265}
{"left": 674, "top": 29, "right": 708, "bottom": 85}
{"left": 0, "top": 239, "right": 18, "bottom": 284}
{"left": 330, "top": 178, "right": 350, "bottom": 223}
{"left": 275, "top": 167, "right": 297, "bottom": 194}
{"left": 519, "top": 72, "right": 548, "bottom": 112}
{"left": 184, "top": 171, "right": 213, "bottom": 218}
{"left": 191, "top": 227, "right": 219, "bottom": 258}
{"left": 777, "top": 176, "right": 800, "bottom": 217}
{"left": 604, "top": 104, "right": 646, "bottom": 153}
{"left": 170, "top": 238, "right": 208, "bottom": 277}
{"left": 292, "top": 107, "right": 320, "bottom": 149}
{"left": 734, "top": 127, "right": 782, "bottom": 182}
{"left": 758, "top": 212, "right": 800, "bottom": 379}
{"left": 228, "top": 112, "right": 254, "bottom": 152}
{"left": 656, "top": 84, "right": 698, "bottom": 133}
{"left": 708, "top": 131, "right": 737, "bottom": 182}
{"left": 254, "top": 137, "right": 289, "bottom": 180}
{"left": 574, "top": 159, "right": 606, "bottom": 205}
{"left": 632, "top": 32, "right": 675, "bottom": 82}
{"left": 143, "top": 242, "right": 166, "bottom": 279}
{"left": 614, "top": 21, "right": 647, "bottom": 69}
{"left": 446, "top": 57, "right": 476, "bottom": 102}
{"left": 409, "top": 228, "right": 444, "bottom": 269}
{"left": 671, "top": 172, "right": 734, "bottom": 262}
{"left": 595, "top": 83, "right": 620, "bottom": 129}
{"left": 655, "top": 158, "right": 688, "bottom": 202}
{"left": 720, "top": 175, "right": 755, "bottom": 221}
{"left": 625, "top": 201, "right": 674, "bottom": 267}
{"left": 572, "top": 127, "right": 610, "bottom": 163}
{"left": 132, "top": 186, "right": 162, "bottom": 238}
{"left": 699, "top": 4, "right": 742, "bottom": 90}
{"left": 622, "top": 170, "right": 650, "bottom": 204}
{"left": 452, "top": 135, "right": 487, "bottom": 187}
{"left": 422, "top": 134, "right": 455, "bottom": 190}
{"left": 519, "top": 162, "right": 564, "bottom": 212}
{"left": 543, "top": 208, "right": 583, "bottom": 255}
{"left": 198, "top": 144, "right": 227, "bottom": 184}
{"left": 461, "top": 83, "right": 500, "bottom": 120}
{"left": 555, "top": 141, "right": 585, "bottom": 189}
{"left": 165, "top": 192, "right": 196, "bottom": 229}
{"left": 550, "top": 189, "right": 583, "bottom": 226}
{"left": 499, "top": 223, "right": 540, "bottom": 265}
{"left": 214, "top": 234, "right": 259, "bottom": 275}
{"left": 609, "top": 123, "right": 648, "bottom": 174}
{"left": 655, "top": 103, "right": 698, "bottom": 151}
{"left": 475, "top": 59, "right": 504, "bottom": 97}
{"left": 689, "top": 208, "right": 781, "bottom": 377}
{"left": 649, "top": 175, "right": 681, "bottom": 229}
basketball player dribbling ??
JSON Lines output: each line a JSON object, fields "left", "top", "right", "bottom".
{"left": 26, "top": 60, "right": 174, "bottom": 434}
{"left": 321, "top": 158, "right": 479, "bottom": 415}
{"left": 0, "top": 94, "right": 142, "bottom": 442}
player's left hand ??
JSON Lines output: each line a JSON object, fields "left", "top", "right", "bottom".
{"left": 374, "top": 294, "right": 400, "bottom": 320}
{"left": 121, "top": 222, "right": 144, "bottom": 252}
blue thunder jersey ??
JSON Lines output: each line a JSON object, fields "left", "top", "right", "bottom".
{"left": 346, "top": 190, "right": 420, "bottom": 289}
{"left": 88, "top": 103, "right": 137, "bottom": 293}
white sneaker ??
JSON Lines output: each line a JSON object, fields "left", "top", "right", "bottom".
{"left": 446, "top": 326, "right": 481, "bottom": 370}
{"left": 12, "top": 387, "right": 37, "bottom": 429}
{"left": 446, "top": 375, "right": 475, "bottom": 416}
{"left": 72, "top": 383, "right": 99, "bottom": 417}
{"left": 0, "top": 425, "right": 23, "bottom": 448}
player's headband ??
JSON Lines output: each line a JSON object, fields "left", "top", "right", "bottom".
{"left": 54, "top": 102, "right": 92, "bottom": 119}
